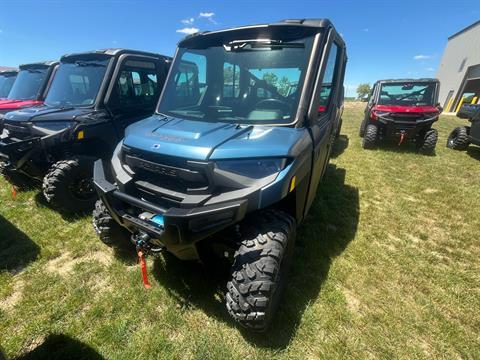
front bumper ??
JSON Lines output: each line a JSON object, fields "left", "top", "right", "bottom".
{"left": 0, "top": 130, "right": 43, "bottom": 176}
{"left": 93, "top": 160, "right": 248, "bottom": 260}
{"left": 375, "top": 116, "right": 437, "bottom": 138}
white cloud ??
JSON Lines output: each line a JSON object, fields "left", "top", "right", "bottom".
{"left": 182, "top": 18, "right": 195, "bottom": 25}
{"left": 362, "top": 28, "right": 369, "bottom": 32}
{"left": 199, "top": 11, "right": 217, "bottom": 24}
{"left": 413, "top": 54, "right": 431, "bottom": 60}
{"left": 176, "top": 27, "right": 200, "bottom": 35}
{"left": 0, "top": 29, "right": 3, "bottom": 34}
{"left": 426, "top": 67, "right": 435, "bottom": 72}
{"left": 199, "top": 12, "right": 215, "bottom": 18}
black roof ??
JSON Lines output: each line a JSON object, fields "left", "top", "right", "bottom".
{"left": 375, "top": 78, "right": 439, "bottom": 85}
{"left": 61, "top": 48, "right": 171, "bottom": 62}
{"left": 19, "top": 61, "right": 58, "bottom": 70}
{"left": 179, "top": 18, "right": 343, "bottom": 48}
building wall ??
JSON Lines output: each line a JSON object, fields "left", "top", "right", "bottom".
{"left": 436, "top": 22, "right": 480, "bottom": 110}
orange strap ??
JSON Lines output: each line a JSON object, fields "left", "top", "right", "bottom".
{"left": 398, "top": 132, "right": 406, "bottom": 146}
{"left": 11, "top": 185, "right": 17, "bottom": 200}
{"left": 137, "top": 250, "right": 151, "bottom": 289}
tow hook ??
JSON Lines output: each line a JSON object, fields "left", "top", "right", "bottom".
{"left": 132, "top": 231, "right": 164, "bottom": 289}
{"left": 398, "top": 131, "right": 406, "bottom": 145}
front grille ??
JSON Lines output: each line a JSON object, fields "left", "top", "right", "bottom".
{"left": 384, "top": 113, "right": 424, "bottom": 122}
{"left": 123, "top": 146, "right": 211, "bottom": 195}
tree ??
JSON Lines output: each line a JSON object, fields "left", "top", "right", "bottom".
{"left": 262, "top": 72, "right": 278, "bottom": 87}
{"left": 357, "top": 83, "right": 371, "bottom": 100}
{"left": 277, "top": 76, "right": 290, "bottom": 96}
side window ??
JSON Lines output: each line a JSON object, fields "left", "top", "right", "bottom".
{"left": 223, "top": 63, "right": 240, "bottom": 98}
{"left": 318, "top": 43, "right": 340, "bottom": 114}
{"left": 174, "top": 53, "right": 206, "bottom": 107}
{"left": 110, "top": 59, "right": 159, "bottom": 114}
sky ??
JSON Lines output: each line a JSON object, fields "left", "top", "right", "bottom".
{"left": 0, "top": 0, "right": 478, "bottom": 97}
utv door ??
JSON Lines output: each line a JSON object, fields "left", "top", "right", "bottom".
{"left": 105, "top": 55, "right": 168, "bottom": 138}
{"left": 304, "top": 32, "right": 346, "bottom": 214}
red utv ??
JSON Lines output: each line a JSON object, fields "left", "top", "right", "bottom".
{"left": 0, "top": 70, "right": 18, "bottom": 99}
{"left": 0, "top": 61, "right": 58, "bottom": 116}
{"left": 359, "top": 79, "right": 442, "bottom": 154}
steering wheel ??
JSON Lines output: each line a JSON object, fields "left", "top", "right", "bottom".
{"left": 254, "top": 98, "right": 291, "bottom": 114}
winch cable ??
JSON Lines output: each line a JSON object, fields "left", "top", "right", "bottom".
{"left": 137, "top": 250, "right": 152, "bottom": 289}
{"left": 398, "top": 132, "right": 406, "bottom": 146}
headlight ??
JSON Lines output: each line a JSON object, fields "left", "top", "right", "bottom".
{"left": 215, "top": 158, "right": 287, "bottom": 179}
{"left": 32, "top": 121, "right": 75, "bottom": 131}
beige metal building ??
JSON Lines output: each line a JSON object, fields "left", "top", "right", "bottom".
{"left": 436, "top": 20, "right": 480, "bottom": 113}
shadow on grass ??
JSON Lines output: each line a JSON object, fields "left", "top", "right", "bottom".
{"left": 14, "top": 334, "right": 103, "bottom": 360}
{"left": 373, "top": 141, "right": 436, "bottom": 156}
{"left": 151, "top": 164, "right": 359, "bottom": 349}
{"left": 330, "top": 134, "right": 349, "bottom": 158}
{"left": 33, "top": 193, "right": 92, "bottom": 222}
{"left": 0, "top": 215, "right": 40, "bottom": 274}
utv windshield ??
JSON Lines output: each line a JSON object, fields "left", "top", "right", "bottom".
{"left": 158, "top": 36, "right": 315, "bottom": 124}
{"left": 44, "top": 59, "right": 110, "bottom": 107}
{"left": 7, "top": 68, "right": 48, "bottom": 100}
{"left": 0, "top": 74, "right": 17, "bottom": 98}
{"left": 378, "top": 82, "right": 437, "bottom": 106}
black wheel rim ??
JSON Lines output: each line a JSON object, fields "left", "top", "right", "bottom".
{"left": 68, "top": 175, "right": 95, "bottom": 200}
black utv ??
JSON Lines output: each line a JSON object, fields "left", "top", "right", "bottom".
{"left": 359, "top": 78, "right": 442, "bottom": 153}
{"left": 92, "top": 19, "right": 347, "bottom": 331}
{"left": 0, "top": 49, "right": 170, "bottom": 213}
{"left": 447, "top": 104, "right": 480, "bottom": 151}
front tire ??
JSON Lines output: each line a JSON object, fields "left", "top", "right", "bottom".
{"left": 42, "top": 156, "right": 97, "bottom": 213}
{"left": 362, "top": 124, "right": 378, "bottom": 149}
{"left": 226, "top": 209, "right": 296, "bottom": 332}
{"left": 447, "top": 126, "right": 470, "bottom": 150}
{"left": 93, "top": 200, "right": 130, "bottom": 245}
{"left": 359, "top": 118, "right": 367, "bottom": 137}
{"left": 418, "top": 128, "right": 438, "bottom": 154}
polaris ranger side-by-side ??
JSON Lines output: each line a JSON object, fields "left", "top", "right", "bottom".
{"left": 0, "top": 62, "right": 58, "bottom": 115}
{"left": 359, "top": 79, "right": 442, "bottom": 153}
{"left": 0, "top": 70, "right": 18, "bottom": 99}
{"left": 93, "top": 19, "right": 347, "bottom": 331}
{"left": 447, "top": 104, "right": 480, "bottom": 151}
{"left": 0, "top": 49, "right": 170, "bottom": 213}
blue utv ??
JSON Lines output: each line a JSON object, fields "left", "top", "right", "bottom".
{"left": 93, "top": 19, "right": 347, "bottom": 331}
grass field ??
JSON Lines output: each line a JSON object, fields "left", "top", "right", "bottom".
{"left": 1, "top": 103, "right": 479, "bottom": 359}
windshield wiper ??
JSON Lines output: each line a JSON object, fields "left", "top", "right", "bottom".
{"left": 224, "top": 39, "right": 304, "bottom": 52}
{"left": 397, "top": 88, "right": 428, "bottom": 101}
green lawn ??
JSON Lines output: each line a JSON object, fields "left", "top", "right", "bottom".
{"left": 1, "top": 103, "right": 479, "bottom": 359}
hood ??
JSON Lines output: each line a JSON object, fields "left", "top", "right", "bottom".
{"left": 3, "top": 105, "right": 95, "bottom": 123}
{"left": 0, "top": 99, "right": 43, "bottom": 111}
{"left": 373, "top": 104, "right": 439, "bottom": 113}
{"left": 123, "top": 115, "right": 306, "bottom": 161}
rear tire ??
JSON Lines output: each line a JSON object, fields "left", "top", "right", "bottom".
{"left": 418, "top": 128, "right": 438, "bottom": 154}
{"left": 362, "top": 124, "right": 377, "bottom": 149}
{"left": 93, "top": 200, "right": 130, "bottom": 245}
{"left": 226, "top": 209, "right": 296, "bottom": 332}
{"left": 42, "top": 156, "right": 97, "bottom": 213}
{"left": 447, "top": 126, "right": 470, "bottom": 150}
